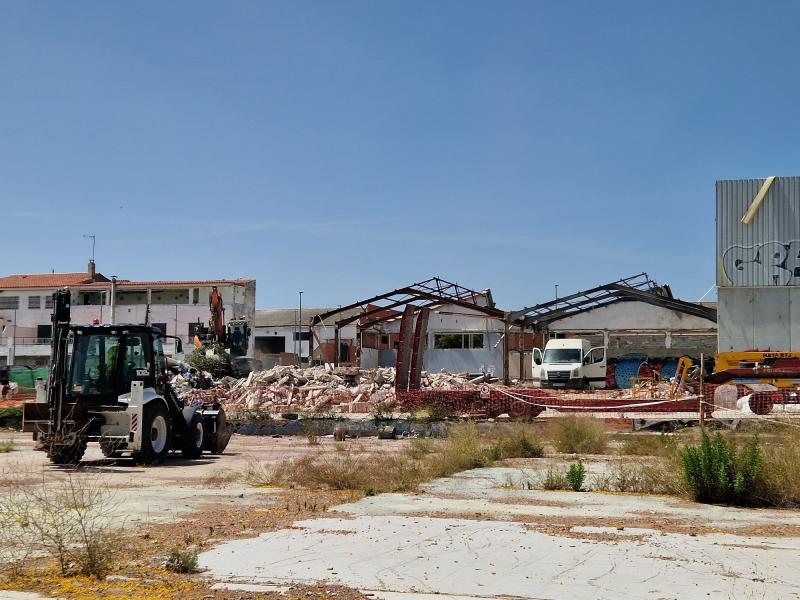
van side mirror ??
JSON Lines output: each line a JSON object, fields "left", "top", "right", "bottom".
{"left": 175, "top": 337, "right": 183, "bottom": 354}
{"left": 533, "top": 348, "right": 542, "bottom": 366}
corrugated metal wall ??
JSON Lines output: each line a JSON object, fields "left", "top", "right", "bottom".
{"left": 717, "top": 177, "right": 800, "bottom": 287}
{"left": 717, "top": 176, "right": 800, "bottom": 350}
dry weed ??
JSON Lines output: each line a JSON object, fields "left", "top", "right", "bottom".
{"left": 547, "top": 416, "right": 609, "bottom": 454}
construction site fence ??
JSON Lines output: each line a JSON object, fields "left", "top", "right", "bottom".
{"left": 395, "top": 384, "right": 800, "bottom": 424}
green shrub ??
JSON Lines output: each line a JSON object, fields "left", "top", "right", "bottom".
{"left": 0, "top": 439, "right": 14, "bottom": 453}
{"left": 185, "top": 345, "right": 233, "bottom": 378}
{"left": 681, "top": 430, "right": 762, "bottom": 505}
{"left": 0, "top": 407, "right": 22, "bottom": 430}
{"left": 548, "top": 416, "right": 608, "bottom": 454}
{"left": 566, "top": 460, "right": 586, "bottom": 491}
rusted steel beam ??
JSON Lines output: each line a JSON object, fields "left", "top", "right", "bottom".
{"left": 409, "top": 307, "right": 430, "bottom": 391}
{"left": 395, "top": 305, "right": 416, "bottom": 393}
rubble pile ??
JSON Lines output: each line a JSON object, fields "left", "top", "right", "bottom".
{"left": 175, "top": 365, "right": 475, "bottom": 418}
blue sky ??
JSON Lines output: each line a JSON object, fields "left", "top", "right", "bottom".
{"left": 2, "top": 1, "right": 800, "bottom": 309}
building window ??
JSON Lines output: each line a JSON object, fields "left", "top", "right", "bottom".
{"left": 0, "top": 296, "right": 20, "bottom": 310}
{"left": 28, "top": 296, "right": 41, "bottom": 309}
{"left": 152, "top": 322, "right": 168, "bottom": 336}
{"left": 293, "top": 331, "right": 310, "bottom": 341}
{"left": 433, "top": 333, "right": 486, "bottom": 350}
{"left": 78, "top": 291, "right": 104, "bottom": 306}
{"left": 257, "top": 337, "right": 286, "bottom": 354}
{"left": 45, "top": 295, "right": 54, "bottom": 309}
{"left": 36, "top": 325, "right": 52, "bottom": 340}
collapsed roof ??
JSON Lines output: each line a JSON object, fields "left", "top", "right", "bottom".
{"left": 311, "top": 276, "right": 503, "bottom": 330}
{"left": 508, "top": 273, "right": 717, "bottom": 330}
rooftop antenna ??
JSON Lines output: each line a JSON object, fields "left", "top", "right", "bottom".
{"left": 83, "top": 234, "right": 96, "bottom": 262}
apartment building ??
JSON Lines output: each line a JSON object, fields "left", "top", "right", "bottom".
{"left": 0, "top": 262, "right": 256, "bottom": 366}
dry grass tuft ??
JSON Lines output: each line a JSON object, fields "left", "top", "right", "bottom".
{"left": 593, "top": 460, "right": 685, "bottom": 495}
{"left": 547, "top": 416, "right": 609, "bottom": 454}
{"left": 247, "top": 423, "right": 547, "bottom": 495}
{"left": 617, "top": 433, "right": 677, "bottom": 457}
{"left": 754, "top": 428, "right": 800, "bottom": 507}
{"left": 0, "top": 470, "right": 120, "bottom": 578}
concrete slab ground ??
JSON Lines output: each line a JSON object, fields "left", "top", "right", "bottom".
{"left": 3, "top": 431, "right": 800, "bottom": 599}
{"left": 199, "top": 465, "right": 800, "bottom": 600}
{"left": 0, "top": 433, "right": 406, "bottom": 527}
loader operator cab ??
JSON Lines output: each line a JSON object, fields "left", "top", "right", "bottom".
{"left": 67, "top": 326, "right": 163, "bottom": 403}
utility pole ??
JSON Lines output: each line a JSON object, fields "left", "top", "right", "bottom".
{"left": 298, "top": 291, "right": 304, "bottom": 364}
{"left": 110, "top": 276, "right": 117, "bottom": 325}
{"left": 554, "top": 284, "right": 559, "bottom": 309}
{"left": 7, "top": 310, "right": 16, "bottom": 366}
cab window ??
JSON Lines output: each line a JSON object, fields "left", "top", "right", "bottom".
{"left": 120, "top": 334, "right": 153, "bottom": 385}
{"left": 69, "top": 333, "right": 121, "bottom": 395}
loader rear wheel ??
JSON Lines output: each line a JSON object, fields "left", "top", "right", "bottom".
{"left": 48, "top": 441, "right": 87, "bottom": 465}
{"left": 132, "top": 403, "right": 171, "bottom": 465}
{"left": 181, "top": 414, "right": 205, "bottom": 459}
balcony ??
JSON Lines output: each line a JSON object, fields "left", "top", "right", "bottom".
{"left": 0, "top": 337, "right": 52, "bottom": 358}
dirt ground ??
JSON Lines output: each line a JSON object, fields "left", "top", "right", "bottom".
{"left": 1, "top": 431, "right": 799, "bottom": 599}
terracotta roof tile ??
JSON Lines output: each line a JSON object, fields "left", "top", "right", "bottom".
{"left": 0, "top": 273, "right": 107, "bottom": 289}
{"left": 0, "top": 273, "right": 253, "bottom": 290}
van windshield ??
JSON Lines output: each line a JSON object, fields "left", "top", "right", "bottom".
{"left": 543, "top": 348, "right": 581, "bottom": 364}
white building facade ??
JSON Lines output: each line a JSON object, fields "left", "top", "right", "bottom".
{"left": 0, "top": 264, "right": 255, "bottom": 366}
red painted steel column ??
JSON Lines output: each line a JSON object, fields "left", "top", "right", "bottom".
{"left": 409, "top": 307, "right": 430, "bottom": 390}
{"left": 395, "top": 305, "right": 416, "bottom": 393}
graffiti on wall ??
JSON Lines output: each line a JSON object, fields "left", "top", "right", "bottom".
{"left": 723, "top": 240, "right": 800, "bottom": 286}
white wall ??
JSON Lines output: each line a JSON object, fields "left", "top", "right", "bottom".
{"left": 547, "top": 301, "right": 716, "bottom": 332}
{"left": 382, "top": 304, "right": 506, "bottom": 376}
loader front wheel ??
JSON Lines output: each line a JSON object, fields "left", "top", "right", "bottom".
{"left": 181, "top": 413, "right": 205, "bottom": 459}
{"left": 133, "top": 404, "right": 171, "bottom": 465}
{"left": 48, "top": 441, "right": 87, "bottom": 465}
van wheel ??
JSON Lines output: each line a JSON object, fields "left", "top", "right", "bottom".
{"left": 181, "top": 413, "right": 205, "bottom": 459}
{"left": 581, "top": 377, "right": 590, "bottom": 389}
{"left": 133, "top": 403, "right": 171, "bottom": 465}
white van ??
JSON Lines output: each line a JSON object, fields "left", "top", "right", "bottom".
{"left": 532, "top": 338, "right": 607, "bottom": 389}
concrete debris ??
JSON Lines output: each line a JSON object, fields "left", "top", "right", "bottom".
{"left": 180, "top": 365, "right": 475, "bottom": 418}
